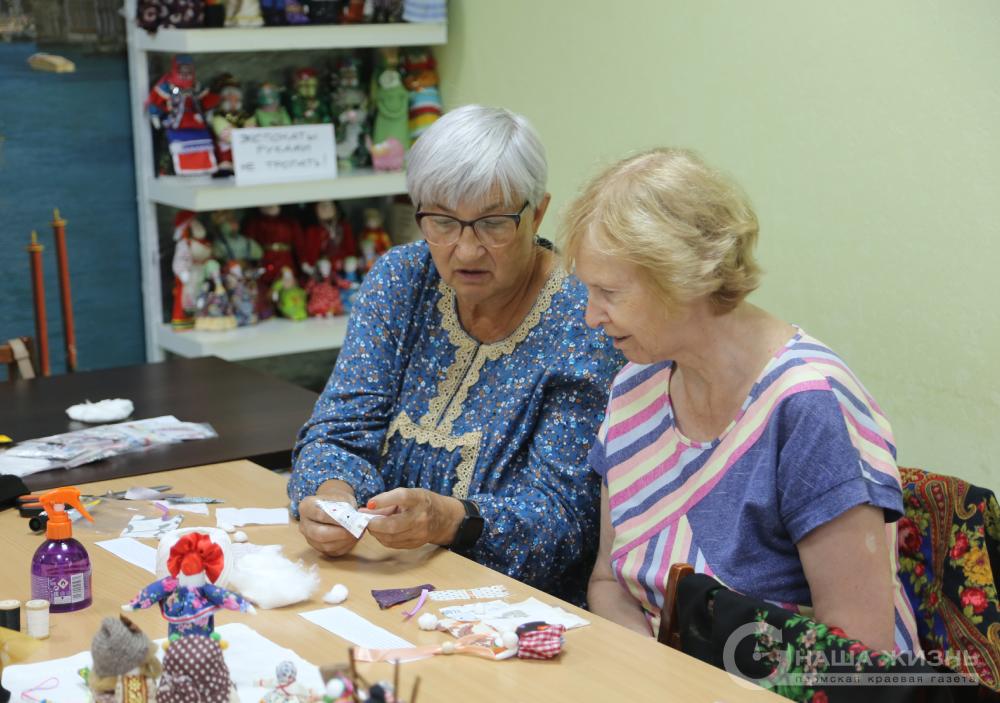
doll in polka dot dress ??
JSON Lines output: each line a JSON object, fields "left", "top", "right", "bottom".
{"left": 123, "top": 531, "right": 256, "bottom": 641}
{"left": 158, "top": 634, "right": 240, "bottom": 703}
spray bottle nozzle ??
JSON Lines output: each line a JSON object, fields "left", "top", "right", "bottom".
{"left": 22, "top": 487, "right": 94, "bottom": 540}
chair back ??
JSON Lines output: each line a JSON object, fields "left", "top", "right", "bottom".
{"left": 0, "top": 337, "right": 37, "bottom": 380}
{"left": 657, "top": 562, "right": 694, "bottom": 649}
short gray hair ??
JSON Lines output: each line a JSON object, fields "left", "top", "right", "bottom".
{"left": 406, "top": 105, "right": 547, "bottom": 210}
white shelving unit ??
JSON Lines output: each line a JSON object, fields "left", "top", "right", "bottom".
{"left": 124, "top": 2, "right": 446, "bottom": 361}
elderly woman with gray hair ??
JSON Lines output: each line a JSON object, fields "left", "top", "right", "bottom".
{"left": 288, "top": 105, "right": 621, "bottom": 604}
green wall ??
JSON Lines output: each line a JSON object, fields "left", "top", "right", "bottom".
{"left": 437, "top": 1, "right": 1000, "bottom": 490}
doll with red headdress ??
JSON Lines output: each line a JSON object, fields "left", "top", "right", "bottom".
{"left": 122, "top": 531, "right": 255, "bottom": 641}
{"left": 147, "top": 54, "right": 220, "bottom": 176}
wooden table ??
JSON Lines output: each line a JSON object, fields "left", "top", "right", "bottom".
{"left": 0, "top": 461, "right": 782, "bottom": 702}
{"left": 0, "top": 356, "right": 318, "bottom": 490}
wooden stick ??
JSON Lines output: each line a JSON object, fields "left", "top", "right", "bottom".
{"left": 392, "top": 658, "right": 399, "bottom": 702}
{"left": 50, "top": 208, "right": 77, "bottom": 372}
{"left": 410, "top": 675, "right": 421, "bottom": 703}
{"left": 347, "top": 647, "right": 360, "bottom": 703}
{"left": 26, "top": 231, "right": 50, "bottom": 376}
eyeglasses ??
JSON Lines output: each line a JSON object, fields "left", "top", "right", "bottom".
{"left": 415, "top": 201, "right": 530, "bottom": 248}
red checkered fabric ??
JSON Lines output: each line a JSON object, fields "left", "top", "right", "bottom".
{"left": 516, "top": 624, "right": 566, "bottom": 660}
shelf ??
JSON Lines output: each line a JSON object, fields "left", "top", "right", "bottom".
{"left": 135, "top": 22, "right": 447, "bottom": 53}
{"left": 148, "top": 169, "right": 408, "bottom": 211}
{"left": 156, "top": 316, "right": 348, "bottom": 361}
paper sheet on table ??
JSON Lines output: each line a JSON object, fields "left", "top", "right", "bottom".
{"left": 95, "top": 537, "right": 157, "bottom": 573}
{"left": 216, "top": 507, "right": 289, "bottom": 527}
{"left": 0, "top": 623, "right": 323, "bottom": 702}
{"left": 439, "top": 597, "right": 591, "bottom": 630}
{"left": 120, "top": 513, "right": 183, "bottom": 539}
{"left": 0, "top": 453, "right": 53, "bottom": 477}
{"left": 164, "top": 500, "right": 209, "bottom": 514}
{"left": 300, "top": 606, "right": 417, "bottom": 656}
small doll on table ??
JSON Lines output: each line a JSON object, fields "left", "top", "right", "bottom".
{"left": 123, "top": 531, "right": 255, "bottom": 642}
{"left": 87, "top": 615, "right": 161, "bottom": 703}
{"left": 271, "top": 265, "right": 308, "bottom": 321}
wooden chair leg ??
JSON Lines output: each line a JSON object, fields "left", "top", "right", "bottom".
{"left": 657, "top": 562, "right": 695, "bottom": 650}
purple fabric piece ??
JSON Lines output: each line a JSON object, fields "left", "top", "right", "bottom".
{"left": 371, "top": 584, "right": 434, "bottom": 609}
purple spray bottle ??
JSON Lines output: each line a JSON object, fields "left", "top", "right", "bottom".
{"left": 29, "top": 486, "right": 94, "bottom": 613}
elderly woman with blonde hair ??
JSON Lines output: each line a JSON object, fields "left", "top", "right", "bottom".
{"left": 562, "top": 148, "right": 918, "bottom": 651}
{"left": 288, "top": 105, "right": 621, "bottom": 605}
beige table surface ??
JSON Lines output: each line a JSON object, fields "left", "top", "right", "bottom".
{"left": 1, "top": 460, "right": 783, "bottom": 702}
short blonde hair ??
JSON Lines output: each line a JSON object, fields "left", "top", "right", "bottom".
{"left": 560, "top": 148, "right": 761, "bottom": 312}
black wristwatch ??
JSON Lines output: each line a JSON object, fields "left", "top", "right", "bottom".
{"left": 450, "top": 499, "right": 484, "bottom": 553}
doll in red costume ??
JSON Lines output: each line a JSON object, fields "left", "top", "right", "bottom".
{"left": 296, "top": 200, "right": 356, "bottom": 279}
{"left": 242, "top": 205, "right": 301, "bottom": 286}
{"left": 306, "top": 257, "right": 347, "bottom": 318}
{"left": 147, "top": 54, "right": 220, "bottom": 176}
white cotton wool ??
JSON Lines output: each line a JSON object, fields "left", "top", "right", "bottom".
{"left": 323, "top": 584, "right": 349, "bottom": 605}
{"left": 226, "top": 548, "right": 319, "bottom": 609}
{"left": 417, "top": 613, "right": 438, "bottom": 631}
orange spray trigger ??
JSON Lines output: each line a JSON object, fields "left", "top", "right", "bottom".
{"left": 36, "top": 487, "right": 94, "bottom": 540}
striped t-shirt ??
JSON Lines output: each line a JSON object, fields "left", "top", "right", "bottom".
{"left": 589, "top": 328, "right": 919, "bottom": 652}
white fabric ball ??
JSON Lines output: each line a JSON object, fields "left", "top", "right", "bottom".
{"left": 440, "top": 641, "right": 455, "bottom": 654}
{"left": 232, "top": 531, "right": 248, "bottom": 543}
{"left": 501, "top": 631, "right": 519, "bottom": 649}
{"left": 417, "top": 613, "right": 438, "bottom": 631}
{"left": 323, "top": 584, "right": 349, "bottom": 604}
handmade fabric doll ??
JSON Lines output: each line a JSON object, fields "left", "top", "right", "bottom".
{"left": 209, "top": 75, "right": 253, "bottom": 177}
{"left": 242, "top": 205, "right": 301, "bottom": 286}
{"left": 88, "top": 615, "right": 161, "bottom": 703}
{"left": 253, "top": 83, "right": 292, "bottom": 127}
{"left": 331, "top": 57, "right": 369, "bottom": 171}
{"left": 401, "top": 48, "right": 442, "bottom": 142}
{"left": 271, "top": 266, "right": 308, "bottom": 321}
{"left": 171, "top": 211, "right": 213, "bottom": 330}
{"left": 195, "top": 259, "right": 238, "bottom": 331}
{"left": 372, "top": 64, "right": 409, "bottom": 151}
{"left": 289, "top": 68, "right": 331, "bottom": 125}
{"left": 256, "top": 661, "right": 316, "bottom": 702}
{"left": 123, "top": 531, "right": 255, "bottom": 640}
{"left": 158, "top": 635, "right": 239, "bottom": 703}
{"left": 296, "top": 200, "right": 356, "bottom": 277}
{"left": 137, "top": 0, "right": 204, "bottom": 33}
{"left": 285, "top": 0, "right": 309, "bottom": 23}
{"left": 222, "top": 262, "right": 259, "bottom": 327}
{"left": 358, "top": 208, "right": 392, "bottom": 273}
{"left": 147, "top": 54, "right": 219, "bottom": 176}
{"left": 306, "top": 258, "right": 345, "bottom": 318}
{"left": 211, "top": 209, "right": 262, "bottom": 268}
{"left": 225, "top": 0, "right": 263, "bottom": 25}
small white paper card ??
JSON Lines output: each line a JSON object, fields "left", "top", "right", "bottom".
{"left": 95, "top": 537, "right": 157, "bottom": 573}
{"left": 315, "top": 499, "right": 381, "bottom": 538}
{"left": 300, "top": 606, "right": 416, "bottom": 655}
{"left": 232, "top": 124, "right": 337, "bottom": 186}
{"left": 216, "top": 507, "right": 289, "bottom": 527}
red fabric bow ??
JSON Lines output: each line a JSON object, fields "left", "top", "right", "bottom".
{"left": 167, "top": 532, "right": 224, "bottom": 583}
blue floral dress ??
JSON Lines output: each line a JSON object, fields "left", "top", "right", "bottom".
{"left": 127, "top": 577, "right": 253, "bottom": 637}
{"left": 288, "top": 241, "right": 622, "bottom": 605}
